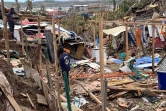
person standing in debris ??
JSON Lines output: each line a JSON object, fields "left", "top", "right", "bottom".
{"left": 7, "top": 8, "right": 18, "bottom": 40}
{"left": 58, "top": 47, "right": 71, "bottom": 89}
{"left": 119, "top": 53, "right": 136, "bottom": 72}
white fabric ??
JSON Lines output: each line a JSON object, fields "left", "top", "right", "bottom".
{"left": 148, "top": 25, "right": 157, "bottom": 37}
{"left": 120, "top": 65, "right": 132, "bottom": 72}
{"left": 14, "top": 30, "right": 21, "bottom": 41}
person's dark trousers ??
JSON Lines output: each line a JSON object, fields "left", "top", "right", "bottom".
{"left": 9, "top": 24, "right": 15, "bottom": 39}
{"left": 62, "top": 71, "right": 70, "bottom": 91}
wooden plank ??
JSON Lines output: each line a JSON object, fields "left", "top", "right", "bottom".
{"left": 152, "top": 25, "right": 155, "bottom": 73}
{"left": 37, "top": 17, "right": 42, "bottom": 76}
{"left": 52, "top": 18, "right": 61, "bottom": 110}
{"left": 46, "top": 60, "right": 52, "bottom": 88}
{"left": 109, "top": 86, "right": 166, "bottom": 93}
{"left": 93, "top": 23, "right": 96, "bottom": 48}
{"left": 20, "top": 17, "right": 25, "bottom": 55}
{"left": 26, "top": 93, "right": 36, "bottom": 109}
{"left": 108, "top": 91, "right": 128, "bottom": 100}
{"left": 99, "top": 15, "right": 105, "bottom": 111}
{"left": 0, "top": 71, "right": 22, "bottom": 111}
{"left": 36, "top": 94, "right": 48, "bottom": 106}
{"left": 20, "top": 105, "right": 37, "bottom": 111}
{"left": 125, "top": 24, "right": 129, "bottom": 60}
{"left": 3, "top": 90, "right": 22, "bottom": 111}
{"left": 58, "top": 19, "right": 60, "bottom": 44}
{"left": 79, "top": 84, "right": 111, "bottom": 111}
{"left": 1, "top": 6, "right": 10, "bottom": 63}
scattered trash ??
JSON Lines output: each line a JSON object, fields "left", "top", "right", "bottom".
{"left": 130, "top": 105, "right": 139, "bottom": 111}
{"left": 13, "top": 67, "right": 24, "bottom": 76}
{"left": 117, "top": 98, "right": 133, "bottom": 108}
{"left": 73, "top": 97, "right": 89, "bottom": 108}
{"left": 159, "top": 101, "right": 166, "bottom": 108}
{"left": 142, "top": 97, "right": 149, "bottom": 103}
{"left": 61, "top": 102, "right": 78, "bottom": 111}
{"left": 145, "top": 96, "right": 161, "bottom": 103}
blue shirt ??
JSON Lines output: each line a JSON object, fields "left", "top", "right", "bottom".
{"left": 7, "top": 12, "right": 16, "bottom": 26}
{"left": 59, "top": 52, "right": 71, "bottom": 72}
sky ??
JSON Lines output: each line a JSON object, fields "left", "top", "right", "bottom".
{"left": 4, "top": 0, "right": 66, "bottom": 1}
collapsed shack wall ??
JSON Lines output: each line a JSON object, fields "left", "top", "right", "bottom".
{"left": 24, "top": 62, "right": 57, "bottom": 111}
{"left": 0, "top": 58, "right": 50, "bottom": 111}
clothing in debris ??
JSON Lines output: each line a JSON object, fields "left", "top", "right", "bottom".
{"left": 136, "top": 28, "right": 142, "bottom": 47}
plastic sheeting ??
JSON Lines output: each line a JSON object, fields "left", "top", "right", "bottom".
{"left": 103, "top": 26, "right": 126, "bottom": 36}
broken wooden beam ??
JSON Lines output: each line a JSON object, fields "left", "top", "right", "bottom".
{"left": 5, "top": 93, "right": 22, "bottom": 111}
{"left": 0, "top": 71, "right": 22, "bottom": 111}
{"left": 70, "top": 72, "right": 155, "bottom": 79}
{"left": 109, "top": 86, "right": 166, "bottom": 93}
{"left": 36, "top": 94, "right": 48, "bottom": 106}
{"left": 70, "top": 72, "right": 136, "bottom": 79}
{"left": 79, "top": 84, "right": 111, "bottom": 111}
{"left": 26, "top": 93, "right": 36, "bottom": 109}
{"left": 107, "top": 91, "right": 128, "bottom": 100}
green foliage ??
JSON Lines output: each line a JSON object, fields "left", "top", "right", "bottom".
{"left": 107, "top": 0, "right": 137, "bottom": 20}
{"left": 58, "top": 6, "right": 62, "bottom": 11}
{"left": 40, "top": 3, "right": 45, "bottom": 12}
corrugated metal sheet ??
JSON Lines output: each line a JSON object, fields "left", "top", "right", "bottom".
{"left": 158, "top": 55, "right": 166, "bottom": 71}
{"left": 103, "top": 26, "right": 126, "bottom": 36}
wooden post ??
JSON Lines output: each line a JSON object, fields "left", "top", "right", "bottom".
{"left": 1, "top": 0, "right": 5, "bottom": 40}
{"left": 52, "top": 18, "right": 61, "bottom": 110}
{"left": 125, "top": 24, "right": 129, "bottom": 60}
{"left": 58, "top": 19, "right": 61, "bottom": 44}
{"left": 99, "top": 14, "right": 105, "bottom": 111}
{"left": 20, "top": 17, "right": 25, "bottom": 55}
{"left": 93, "top": 23, "right": 96, "bottom": 48}
{"left": 38, "top": 17, "right": 42, "bottom": 75}
{"left": 46, "top": 60, "right": 52, "bottom": 89}
{"left": 1, "top": 0, "right": 10, "bottom": 63}
{"left": 102, "top": 80, "right": 107, "bottom": 111}
{"left": 152, "top": 25, "right": 155, "bottom": 73}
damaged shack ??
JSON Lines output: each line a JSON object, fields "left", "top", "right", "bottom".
{"left": 0, "top": 0, "right": 166, "bottom": 111}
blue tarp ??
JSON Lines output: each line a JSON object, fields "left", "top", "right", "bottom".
{"left": 134, "top": 57, "right": 162, "bottom": 69}
{"left": 114, "top": 59, "right": 123, "bottom": 64}
{"left": 112, "top": 56, "right": 162, "bottom": 70}
{"left": 135, "top": 57, "right": 162, "bottom": 64}
{"left": 55, "top": 24, "right": 71, "bottom": 35}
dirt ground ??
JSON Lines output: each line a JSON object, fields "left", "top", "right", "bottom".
{"left": 0, "top": 40, "right": 22, "bottom": 54}
{"left": 0, "top": 58, "right": 50, "bottom": 110}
